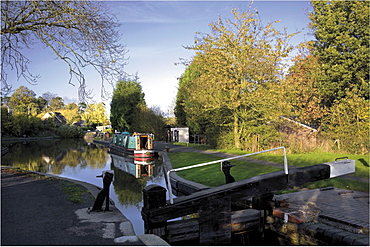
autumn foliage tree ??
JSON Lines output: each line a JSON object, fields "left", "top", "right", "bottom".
{"left": 176, "top": 7, "right": 297, "bottom": 149}
{"left": 281, "top": 42, "right": 327, "bottom": 126}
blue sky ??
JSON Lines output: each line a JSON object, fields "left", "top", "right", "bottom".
{"left": 5, "top": 1, "right": 314, "bottom": 114}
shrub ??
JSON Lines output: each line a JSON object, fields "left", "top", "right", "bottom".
{"left": 57, "top": 125, "right": 84, "bottom": 138}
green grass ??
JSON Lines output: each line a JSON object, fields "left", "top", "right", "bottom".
{"left": 167, "top": 150, "right": 369, "bottom": 192}
{"left": 61, "top": 181, "right": 88, "bottom": 204}
{"left": 168, "top": 152, "right": 281, "bottom": 187}
{"left": 208, "top": 149, "right": 369, "bottom": 178}
{"left": 252, "top": 153, "right": 369, "bottom": 178}
{"left": 303, "top": 177, "right": 369, "bottom": 192}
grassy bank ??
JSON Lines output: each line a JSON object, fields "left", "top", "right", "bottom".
{"left": 167, "top": 147, "right": 369, "bottom": 192}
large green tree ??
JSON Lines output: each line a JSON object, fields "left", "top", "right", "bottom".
{"left": 1, "top": 1, "right": 127, "bottom": 100}
{"left": 110, "top": 78, "right": 146, "bottom": 132}
{"left": 177, "top": 7, "right": 296, "bottom": 149}
{"left": 8, "top": 86, "right": 38, "bottom": 115}
{"left": 309, "top": 1, "right": 369, "bottom": 107}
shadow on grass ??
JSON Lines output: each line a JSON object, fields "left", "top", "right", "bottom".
{"left": 358, "top": 158, "right": 369, "bottom": 167}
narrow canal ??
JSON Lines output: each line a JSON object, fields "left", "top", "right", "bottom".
{"left": 1, "top": 139, "right": 170, "bottom": 235}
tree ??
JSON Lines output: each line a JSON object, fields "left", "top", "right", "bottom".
{"left": 321, "top": 91, "right": 369, "bottom": 154}
{"left": 42, "top": 92, "right": 57, "bottom": 108}
{"left": 8, "top": 86, "right": 38, "bottom": 115}
{"left": 1, "top": 1, "right": 128, "bottom": 100}
{"left": 60, "top": 103, "right": 81, "bottom": 125}
{"left": 82, "top": 102, "right": 110, "bottom": 127}
{"left": 130, "top": 105, "right": 166, "bottom": 138}
{"left": 49, "top": 97, "right": 65, "bottom": 111}
{"left": 110, "top": 77, "right": 145, "bottom": 132}
{"left": 309, "top": 1, "right": 370, "bottom": 107}
{"left": 178, "top": 7, "right": 297, "bottom": 149}
{"left": 36, "top": 96, "right": 47, "bottom": 113}
{"left": 281, "top": 42, "right": 327, "bottom": 126}
{"left": 78, "top": 102, "right": 87, "bottom": 115}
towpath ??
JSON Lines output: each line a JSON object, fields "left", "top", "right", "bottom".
{"left": 1, "top": 167, "right": 169, "bottom": 246}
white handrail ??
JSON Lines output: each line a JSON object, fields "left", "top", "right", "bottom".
{"left": 166, "top": 147, "right": 288, "bottom": 204}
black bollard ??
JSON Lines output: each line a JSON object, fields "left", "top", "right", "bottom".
{"left": 222, "top": 161, "right": 236, "bottom": 184}
{"left": 142, "top": 184, "right": 167, "bottom": 234}
{"left": 91, "top": 170, "right": 114, "bottom": 212}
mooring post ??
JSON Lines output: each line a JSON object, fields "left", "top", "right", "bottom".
{"left": 142, "top": 184, "right": 167, "bottom": 236}
{"left": 91, "top": 170, "right": 114, "bottom": 212}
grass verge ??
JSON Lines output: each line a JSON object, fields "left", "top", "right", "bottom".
{"left": 60, "top": 181, "right": 89, "bottom": 204}
{"left": 167, "top": 150, "right": 369, "bottom": 192}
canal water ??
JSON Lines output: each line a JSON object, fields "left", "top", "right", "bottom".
{"left": 1, "top": 139, "right": 169, "bottom": 235}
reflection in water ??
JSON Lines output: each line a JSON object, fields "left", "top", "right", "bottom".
{"left": 2, "top": 139, "right": 167, "bottom": 235}
{"left": 110, "top": 154, "right": 164, "bottom": 208}
{"left": 2, "top": 139, "right": 109, "bottom": 174}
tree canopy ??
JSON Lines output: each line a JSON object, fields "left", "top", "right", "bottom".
{"left": 176, "top": 7, "right": 297, "bottom": 148}
{"left": 110, "top": 78, "right": 146, "bottom": 132}
{"left": 174, "top": 2, "right": 368, "bottom": 154}
{"left": 1, "top": 1, "right": 128, "bottom": 100}
{"left": 309, "top": 1, "right": 369, "bottom": 106}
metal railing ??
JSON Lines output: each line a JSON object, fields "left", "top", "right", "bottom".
{"left": 166, "top": 147, "right": 288, "bottom": 204}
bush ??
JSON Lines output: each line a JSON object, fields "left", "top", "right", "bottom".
{"left": 1, "top": 110, "right": 42, "bottom": 137}
{"left": 57, "top": 125, "right": 84, "bottom": 138}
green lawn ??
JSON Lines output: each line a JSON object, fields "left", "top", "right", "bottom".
{"left": 167, "top": 149, "right": 369, "bottom": 192}
{"left": 168, "top": 152, "right": 281, "bottom": 187}
{"left": 252, "top": 153, "right": 369, "bottom": 178}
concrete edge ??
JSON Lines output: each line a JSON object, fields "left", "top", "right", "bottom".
{"left": 138, "top": 234, "right": 171, "bottom": 246}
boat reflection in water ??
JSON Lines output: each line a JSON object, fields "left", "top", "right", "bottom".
{"left": 109, "top": 152, "right": 167, "bottom": 212}
{"left": 110, "top": 153, "right": 156, "bottom": 178}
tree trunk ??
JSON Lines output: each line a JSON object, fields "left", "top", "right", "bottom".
{"left": 233, "top": 113, "right": 241, "bottom": 149}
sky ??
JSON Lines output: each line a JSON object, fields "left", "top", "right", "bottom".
{"left": 4, "top": 1, "right": 314, "bottom": 115}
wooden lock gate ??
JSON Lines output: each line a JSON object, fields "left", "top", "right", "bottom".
{"left": 142, "top": 159, "right": 355, "bottom": 245}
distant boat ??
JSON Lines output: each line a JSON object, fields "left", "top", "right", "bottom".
{"left": 109, "top": 132, "right": 155, "bottom": 158}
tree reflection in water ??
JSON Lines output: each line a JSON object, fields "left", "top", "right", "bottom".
{"left": 2, "top": 139, "right": 109, "bottom": 174}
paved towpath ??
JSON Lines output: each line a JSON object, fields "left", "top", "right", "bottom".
{"left": 1, "top": 168, "right": 169, "bottom": 246}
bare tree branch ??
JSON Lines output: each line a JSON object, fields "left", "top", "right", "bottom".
{"left": 1, "top": 1, "right": 128, "bottom": 101}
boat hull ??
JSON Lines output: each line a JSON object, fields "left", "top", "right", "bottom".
{"left": 109, "top": 144, "right": 135, "bottom": 156}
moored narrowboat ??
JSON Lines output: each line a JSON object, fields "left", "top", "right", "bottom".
{"left": 109, "top": 132, "right": 155, "bottom": 157}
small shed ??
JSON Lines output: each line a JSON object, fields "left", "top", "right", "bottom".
{"left": 273, "top": 116, "right": 318, "bottom": 151}
{"left": 170, "top": 127, "right": 189, "bottom": 143}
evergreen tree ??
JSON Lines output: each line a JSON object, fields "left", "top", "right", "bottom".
{"left": 309, "top": 1, "right": 370, "bottom": 106}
